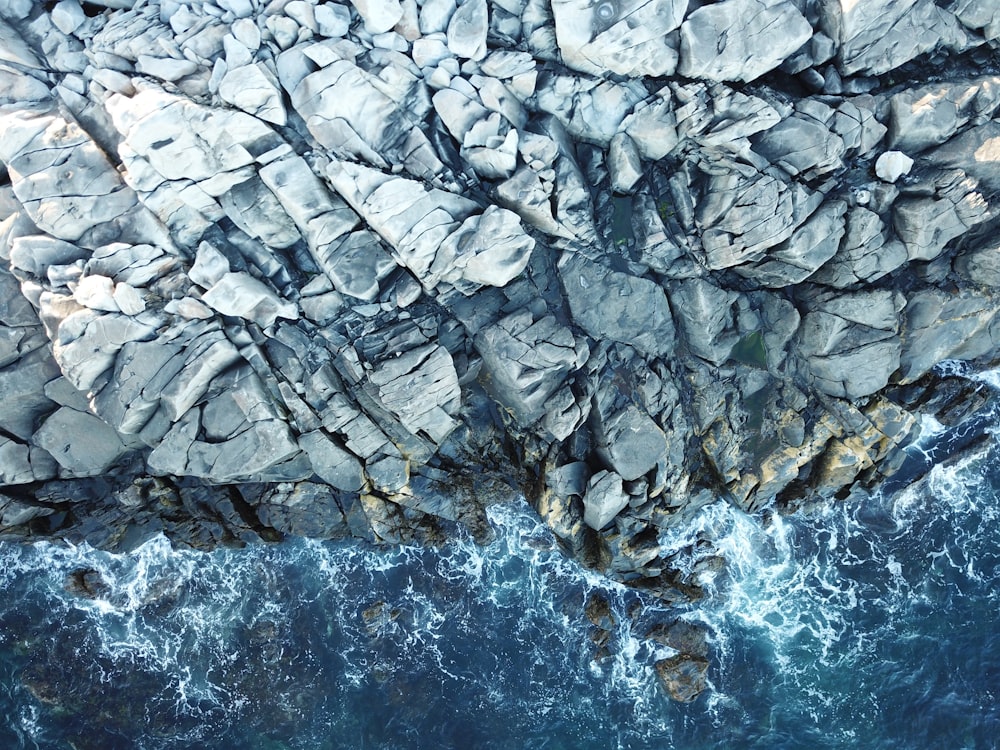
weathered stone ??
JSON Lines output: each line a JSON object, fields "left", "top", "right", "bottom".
{"left": 327, "top": 161, "right": 534, "bottom": 291}
{"left": 678, "top": 0, "right": 812, "bottom": 83}
{"left": 797, "top": 291, "right": 903, "bottom": 400}
{"left": 219, "top": 64, "right": 287, "bottom": 126}
{"left": 202, "top": 272, "right": 299, "bottom": 328}
{"left": 955, "top": 242, "right": 1000, "bottom": 288}
{"left": 446, "top": 0, "right": 488, "bottom": 60}
{"left": 670, "top": 278, "right": 739, "bottom": 365}
{"left": 351, "top": 0, "right": 404, "bottom": 33}
{"left": 560, "top": 255, "right": 674, "bottom": 358}
{"left": 290, "top": 61, "right": 448, "bottom": 186}
{"left": 887, "top": 76, "right": 1000, "bottom": 154}
{"left": 739, "top": 201, "right": 847, "bottom": 287}
{"left": 33, "top": 406, "right": 127, "bottom": 476}
{"left": 655, "top": 655, "right": 709, "bottom": 703}
{"left": 875, "top": 151, "right": 914, "bottom": 182}
{"left": 551, "top": 0, "right": 684, "bottom": 78}
{"left": 582, "top": 469, "right": 629, "bottom": 530}
{"left": 475, "top": 311, "right": 587, "bottom": 426}
{"left": 300, "top": 430, "right": 366, "bottom": 491}
{"left": 369, "top": 343, "right": 461, "bottom": 444}
{"left": 898, "top": 289, "right": 1000, "bottom": 382}
{"left": 594, "top": 406, "right": 668, "bottom": 482}
{"left": 752, "top": 107, "right": 846, "bottom": 179}
{"left": 608, "top": 133, "right": 643, "bottom": 194}
{"left": 820, "top": 0, "right": 971, "bottom": 77}
{"left": 695, "top": 163, "right": 805, "bottom": 270}
{"left": 811, "top": 207, "right": 907, "bottom": 287}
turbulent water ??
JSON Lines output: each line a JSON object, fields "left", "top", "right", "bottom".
{"left": 3, "top": 399, "right": 1000, "bottom": 748}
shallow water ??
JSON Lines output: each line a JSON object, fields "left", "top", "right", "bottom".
{"left": 2, "top": 419, "right": 1000, "bottom": 748}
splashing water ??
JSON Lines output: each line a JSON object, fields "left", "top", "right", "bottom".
{"left": 2, "top": 396, "right": 1000, "bottom": 748}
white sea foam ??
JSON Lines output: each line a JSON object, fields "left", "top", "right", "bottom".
{"left": 2, "top": 430, "right": 999, "bottom": 750}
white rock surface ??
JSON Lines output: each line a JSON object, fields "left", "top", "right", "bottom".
{"left": 219, "top": 63, "right": 287, "bottom": 125}
{"left": 351, "top": 0, "right": 403, "bottom": 34}
{"left": 201, "top": 272, "right": 299, "bottom": 328}
{"left": 446, "top": 0, "right": 488, "bottom": 60}
{"left": 875, "top": 151, "right": 914, "bottom": 182}
{"left": 679, "top": 0, "right": 812, "bottom": 82}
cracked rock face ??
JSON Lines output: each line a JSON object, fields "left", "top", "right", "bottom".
{"left": 2, "top": 0, "right": 1000, "bottom": 700}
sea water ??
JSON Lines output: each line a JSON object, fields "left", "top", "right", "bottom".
{"left": 1, "top": 415, "right": 999, "bottom": 748}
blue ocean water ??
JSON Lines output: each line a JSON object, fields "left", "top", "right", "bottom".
{"left": 1, "top": 417, "right": 999, "bottom": 748}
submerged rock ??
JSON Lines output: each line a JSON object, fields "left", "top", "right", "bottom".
{"left": 654, "top": 654, "right": 710, "bottom": 703}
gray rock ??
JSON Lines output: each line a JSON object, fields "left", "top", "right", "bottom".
{"left": 33, "top": 406, "right": 127, "bottom": 476}
{"left": 202, "top": 272, "right": 299, "bottom": 328}
{"left": 608, "top": 133, "right": 643, "bottom": 194}
{"left": 898, "top": 289, "right": 1000, "bottom": 382}
{"left": 738, "top": 201, "right": 847, "bottom": 287}
{"left": 0, "top": 493, "right": 57, "bottom": 527}
{"left": 926, "top": 120, "right": 1000, "bottom": 193}
{"left": 893, "top": 191, "right": 987, "bottom": 263}
{"left": 678, "top": 0, "right": 812, "bottom": 83}
{"left": 551, "top": 0, "right": 684, "bottom": 78}
{"left": 289, "top": 59, "right": 448, "bottom": 187}
{"left": 887, "top": 76, "right": 1000, "bottom": 154}
{"left": 300, "top": 430, "right": 366, "bottom": 491}
{"left": 352, "top": 0, "right": 404, "bottom": 33}
{"left": 752, "top": 107, "right": 846, "bottom": 179}
{"left": 367, "top": 454, "right": 410, "bottom": 493}
{"left": 875, "top": 151, "right": 914, "bottom": 182}
{"left": 446, "top": 0, "right": 488, "bottom": 60}
{"left": 92, "top": 339, "right": 186, "bottom": 437}
{"left": 113, "top": 283, "right": 145, "bottom": 316}
{"left": 534, "top": 74, "right": 647, "bottom": 145}
{"left": 583, "top": 469, "right": 629, "bottom": 530}
{"left": 811, "top": 207, "right": 908, "bottom": 287}
{"left": 158, "top": 331, "right": 243, "bottom": 422}
{"left": 672, "top": 82, "right": 781, "bottom": 151}
{"left": 655, "top": 655, "right": 709, "bottom": 703}
{"left": 955, "top": 242, "right": 1000, "bottom": 287}
{"left": 621, "top": 89, "right": 678, "bottom": 160}
{"left": 821, "top": 0, "right": 970, "bottom": 76}
{"left": 256, "top": 482, "right": 349, "bottom": 539}
{"left": 695, "top": 163, "right": 805, "bottom": 270}
{"left": 545, "top": 461, "right": 589, "bottom": 499}
{"left": 369, "top": 343, "right": 461, "bottom": 444}
{"left": 51, "top": 0, "right": 85, "bottom": 35}
{"left": 670, "top": 278, "right": 740, "bottom": 365}
{"left": 594, "top": 405, "right": 668, "bottom": 482}
{"left": 327, "top": 160, "right": 534, "bottom": 291}
{"left": 947, "top": 0, "right": 1000, "bottom": 39}
{"left": 219, "top": 177, "right": 302, "bottom": 250}
{"left": 0, "top": 107, "right": 144, "bottom": 247}
{"left": 475, "top": 311, "right": 587, "bottom": 426}
{"left": 0, "top": 349, "right": 59, "bottom": 441}
{"left": 559, "top": 254, "right": 675, "bottom": 358}
{"left": 797, "top": 291, "right": 903, "bottom": 400}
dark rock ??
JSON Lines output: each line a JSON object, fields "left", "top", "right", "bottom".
{"left": 645, "top": 619, "right": 709, "bottom": 658}
{"left": 64, "top": 568, "right": 109, "bottom": 599}
{"left": 584, "top": 591, "right": 616, "bottom": 631}
{"left": 654, "top": 654, "right": 709, "bottom": 703}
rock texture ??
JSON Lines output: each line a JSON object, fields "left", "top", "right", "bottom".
{"left": 2, "top": 0, "right": 1000, "bottom": 704}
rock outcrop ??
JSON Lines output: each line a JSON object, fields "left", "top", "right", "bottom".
{"left": 2, "top": 0, "right": 1000, "bottom": 704}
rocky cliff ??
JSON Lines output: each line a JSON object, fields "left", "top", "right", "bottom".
{"left": 0, "top": 0, "right": 999, "bottom": 649}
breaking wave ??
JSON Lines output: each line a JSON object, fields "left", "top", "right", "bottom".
{"left": 2, "top": 374, "right": 1000, "bottom": 748}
